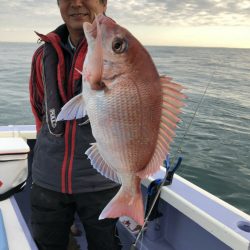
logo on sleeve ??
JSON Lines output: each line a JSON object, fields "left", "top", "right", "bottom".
{"left": 49, "top": 108, "right": 57, "bottom": 128}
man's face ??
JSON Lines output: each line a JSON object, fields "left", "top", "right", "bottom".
{"left": 58, "top": 0, "right": 106, "bottom": 34}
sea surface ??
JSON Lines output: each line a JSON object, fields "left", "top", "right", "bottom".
{"left": 0, "top": 42, "right": 249, "bottom": 215}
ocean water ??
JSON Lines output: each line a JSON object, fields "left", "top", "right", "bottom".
{"left": 0, "top": 42, "right": 249, "bottom": 215}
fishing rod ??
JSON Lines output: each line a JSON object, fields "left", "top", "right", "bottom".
{"left": 131, "top": 68, "right": 217, "bottom": 250}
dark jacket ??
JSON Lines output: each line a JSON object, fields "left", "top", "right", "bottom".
{"left": 29, "top": 24, "right": 118, "bottom": 194}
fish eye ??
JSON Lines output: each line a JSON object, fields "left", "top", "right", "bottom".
{"left": 112, "top": 37, "right": 128, "bottom": 54}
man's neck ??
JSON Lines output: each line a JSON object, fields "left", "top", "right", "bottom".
{"left": 69, "top": 31, "right": 84, "bottom": 47}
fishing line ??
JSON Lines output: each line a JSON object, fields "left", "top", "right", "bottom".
{"left": 131, "top": 67, "right": 218, "bottom": 250}
{"left": 173, "top": 65, "right": 218, "bottom": 176}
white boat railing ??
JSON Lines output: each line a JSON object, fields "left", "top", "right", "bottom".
{"left": 0, "top": 125, "right": 36, "bottom": 140}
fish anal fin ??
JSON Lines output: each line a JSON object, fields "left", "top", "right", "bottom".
{"left": 85, "top": 143, "right": 121, "bottom": 184}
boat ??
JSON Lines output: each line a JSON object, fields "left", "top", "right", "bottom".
{"left": 0, "top": 125, "right": 250, "bottom": 250}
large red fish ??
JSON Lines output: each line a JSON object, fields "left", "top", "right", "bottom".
{"left": 57, "top": 14, "right": 185, "bottom": 225}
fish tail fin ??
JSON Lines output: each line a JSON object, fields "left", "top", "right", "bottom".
{"left": 99, "top": 187, "right": 144, "bottom": 225}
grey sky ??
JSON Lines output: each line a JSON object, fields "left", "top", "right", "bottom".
{"left": 0, "top": 0, "right": 249, "bottom": 46}
{"left": 0, "top": 0, "right": 249, "bottom": 29}
{"left": 109, "top": 0, "right": 250, "bottom": 26}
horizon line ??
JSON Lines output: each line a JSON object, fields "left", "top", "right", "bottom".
{"left": 0, "top": 40, "right": 249, "bottom": 50}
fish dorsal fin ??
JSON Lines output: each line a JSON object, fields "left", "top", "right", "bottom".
{"left": 137, "top": 76, "right": 186, "bottom": 179}
{"left": 56, "top": 93, "right": 86, "bottom": 121}
{"left": 85, "top": 143, "right": 121, "bottom": 184}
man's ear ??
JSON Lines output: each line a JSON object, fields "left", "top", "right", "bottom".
{"left": 103, "top": 0, "right": 107, "bottom": 12}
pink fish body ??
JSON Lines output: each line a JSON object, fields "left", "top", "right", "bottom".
{"left": 57, "top": 14, "right": 185, "bottom": 225}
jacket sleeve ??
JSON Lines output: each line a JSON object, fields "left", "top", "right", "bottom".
{"left": 29, "top": 45, "right": 45, "bottom": 132}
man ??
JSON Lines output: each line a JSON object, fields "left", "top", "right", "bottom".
{"left": 29, "top": 1, "right": 121, "bottom": 249}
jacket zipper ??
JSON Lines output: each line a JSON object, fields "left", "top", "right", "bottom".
{"left": 64, "top": 40, "right": 85, "bottom": 193}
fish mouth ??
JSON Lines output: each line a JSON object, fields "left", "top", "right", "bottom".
{"left": 83, "top": 17, "right": 99, "bottom": 38}
{"left": 83, "top": 14, "right": 109, "bottom": 35}
{"left": 83, "top": 14, "right": 104, "bottom": 91}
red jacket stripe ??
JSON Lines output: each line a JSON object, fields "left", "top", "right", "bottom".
{"left": 68, "top": 120, "right": 77, "bottom": 194}
{"left": 61, "top": 121, "right": 70, "bottom": 193}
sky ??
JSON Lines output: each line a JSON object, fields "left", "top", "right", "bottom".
{"left": 0, "top": 0, "right": 250, "bottom": 48}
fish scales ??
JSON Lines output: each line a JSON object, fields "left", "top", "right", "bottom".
{"left": 84, "top": 77, "right": 161, "bottom": 174}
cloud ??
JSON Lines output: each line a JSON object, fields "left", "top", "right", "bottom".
{"left": 107, "top": 0, "right": 250, "bottom": 26}
{"left": 0, "top": 0, "right": 60, "bottom": 30}
{"left": 0, "top": 0, "right": 249, "bottom": 42}
{"left": 0, "top": 0, "right": 249, "bottom": 29}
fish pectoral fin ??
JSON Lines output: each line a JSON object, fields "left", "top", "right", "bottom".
{"left": 85, "top": 143, "right": 121, "bottom": 184}
{"left": 56, "top": 94, "right": 86, "bottom": 121}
